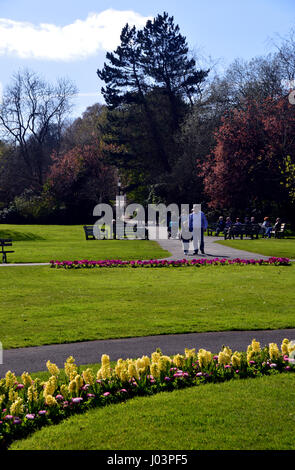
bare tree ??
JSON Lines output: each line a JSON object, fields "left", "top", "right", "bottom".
{"left": 0, "top": 69, "right": 77, "bottom": 189}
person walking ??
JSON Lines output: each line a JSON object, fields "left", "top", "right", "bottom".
{"left": 189, "top": 205, "right": 208, "bottom": 255}
{"left": 179, "top": 208, "right": 190, "bottom": 255}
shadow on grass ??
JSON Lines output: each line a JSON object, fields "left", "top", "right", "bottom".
{"left": 0, "top": 230, "right": 45, "bottom": 241}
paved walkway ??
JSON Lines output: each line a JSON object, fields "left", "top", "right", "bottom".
{"left": 157, "top": 236, "right": 271, "bottom": 261}
{"left": 1, "top": 329, "right": 295, "bottom": 376}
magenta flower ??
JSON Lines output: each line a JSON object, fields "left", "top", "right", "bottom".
{"left": 38, "top": 410, "right": 47, "bottom": 416}
{"left": 103, "top": 392, "right": 110, "bottom": 397}
{"left": 13, "top": 418, "right": 22, "bottom": 424}
{"left": 72, "top": 397, "right": 83, "bottom": 404}
{"left": 25, "top": 414, "right": 35, "bottom": 420}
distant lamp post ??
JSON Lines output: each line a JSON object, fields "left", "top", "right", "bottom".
{"left": 117, "top": 177, "right": 122, "bottom": 196}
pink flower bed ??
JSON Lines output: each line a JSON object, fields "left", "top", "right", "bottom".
{"left": 50, "top": 257, "right": 291, "bottom": 268}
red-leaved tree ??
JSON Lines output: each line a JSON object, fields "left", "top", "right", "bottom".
{"left": 46, "top": 141, "right": 120, "bottom": 219}
{"left": 202, "top": 96, "right": 295, "bottom": 219}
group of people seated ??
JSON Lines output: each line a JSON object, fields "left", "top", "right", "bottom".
{"left": 214, "top": 216, "right": 283, "bottom": 239}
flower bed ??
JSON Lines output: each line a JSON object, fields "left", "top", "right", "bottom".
{"left": 50, "top": 257, "right": 291, "bottom": 269}
{"left": 1, "top": 338, "right": 295, "bottom": 449}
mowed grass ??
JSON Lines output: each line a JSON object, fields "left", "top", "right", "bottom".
{"left": 1, "top": 264, "right": 295, "bottom": 349}
{"left": 10, "top": 373, "right": 295, "bottom": 450}
{"left": 0, "top": 225, "right": 170, "bottom": 263}
{"left": 216, "top": 237, "right": 295, "bottom": 259}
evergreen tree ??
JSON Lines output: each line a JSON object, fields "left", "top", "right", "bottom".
{"left": 97, "top": 12, "right": 208, "bottom": 202}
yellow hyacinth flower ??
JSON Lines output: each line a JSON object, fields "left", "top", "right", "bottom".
{"left": 115, "top": 363, "right": 123, "bottom": 377}
{"left": 218, "top": 351, "right": 228, "bottom": 365}
{"left": 64, "top": 356, "right": 77, "bottom": 379}
{"left": 231, "top": 352, "right": 242, "bottom": 368}
{"left": 46, "top": 360, "right": 60, "bottom": 377}
{"left": 99, "top": 365, "right": 111, "bottom": 380}
{"left": 119, "top": 368, "right": 129, "bottom": 383}
{"left": 151, "top": 352, "right": 161, "bottom": 364}
{"left": 82, "top": 368, "right": 95, "bottom": 385}
{"left": 198, "top": 349, "right": 212, "bottom": 368}
{"left": 251, "top": 339, "right": 261, "bottom": 353}
{"left": 281, "top": 338, "right": 290, "bottom": 355}
{"left": 173, "top": 354, "right": 185, "bottom": 368}
{"left": 141, "top": 356, "right": 150, "bottom": 368}
{"left": 27, "top": 385, "right": 38, "bottom": 403}
{"left": 150, "top": 363, "right": 159, "bottom": 378}
{"left": 10, "top": 397, "right": 24, "bottom": 416}
{"left": 101, "top": 354, "right": 110, "bottom": 367}
{"left": 128, "top": 363, "right": 138, "bottom": 380}
{"left": 44, "top": 376, "right": 57, "bottom": 398}
{"left": 68, "top": 379, "right": 77, "bottom": 394}
{"left": 135, "top": 358, "right": 146, "bottom": 372}
{"left": 5, "top": 370, "right": 17, "bottom": 389}
{"left": 60, "top": 384, "right": 68, "bottom": 399}
{"left": 21, "top": 372, "right": 33, "bottom": 387}
{"left": 218, "top": 346, "right": 232, "bottom": 365}
{"left": 8, "top": 389, "right": 18, "bottom": 402}
{"left": 269, "top": 343, "right": 280, "bottom": 360}
{"left": 45, "top": 394, "right": 57, "bottom": 406}
{"left": 75, "top": 375, "right": 84, "bottom": 391}
{"left": 185, "top": 348, "right": 196, "bottom": 358}
{"left": 159, "top": 355, "right": 172, "bottom": 373}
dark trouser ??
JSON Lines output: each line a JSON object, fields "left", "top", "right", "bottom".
{"left": 193, "top": 228, "right": 205, "bottom": 252}
{"left": 182, "top": 229, "right": 205, "bottom": 253}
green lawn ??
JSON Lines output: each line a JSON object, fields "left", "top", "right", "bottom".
{"left": 10, "top": 373, "right": 295, "bottom": 450}
{"left": 216, "top": 237, "right": 295, "bottom": 259}
{"left": 0, "top": 224, "right": 170, "bottom": 263}
{"left": 1, "top": 264, "right": 295, "bottom": 349}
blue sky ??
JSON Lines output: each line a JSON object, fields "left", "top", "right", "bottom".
{"left": 1, "top": 0, "right": 295, "bottom": 117}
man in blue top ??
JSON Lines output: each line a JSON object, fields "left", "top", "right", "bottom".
{"left": 189, "top": 204, "right": 208, "bottom": 255}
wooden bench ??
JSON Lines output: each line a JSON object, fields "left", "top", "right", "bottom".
{"left": 207, "top": 223, "right": 225, "bottom": 236}
{"left": 0, "top": 239, "right": 14, "bottom": 263}
{"left": 224, "top": 223, "right": 262, "bottom": 240}
{"left": 207, "top": 224, "right": 217, "bottom": 236}
{"left": 83, "top": 225, "right": 96, "bottom": 240}
{"left": 271, "top": 223, "right": 286, "bottom": 239}
{"left": 83, "top": 224, "right": 148, "bottom": 240}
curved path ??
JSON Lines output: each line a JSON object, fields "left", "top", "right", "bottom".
{"left": 157, "top": 236, "right": 271, "bottom": 261}
{"left": 0, "top": 236, "right": 293, "bottom": 376}
{"left": 1, "top": 329, "right": 295, "bottom": 376}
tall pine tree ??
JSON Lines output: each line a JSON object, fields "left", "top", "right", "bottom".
{"left": 97, "top": 12, "right": 208, "bottom": 203}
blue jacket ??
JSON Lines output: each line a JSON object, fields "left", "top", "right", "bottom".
{"left": 189, "top": 212, "right": 208, "bottom": 231}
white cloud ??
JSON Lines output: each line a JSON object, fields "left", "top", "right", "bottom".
{"left": 0, "top": 9, "right": 151, "bottom": 61}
